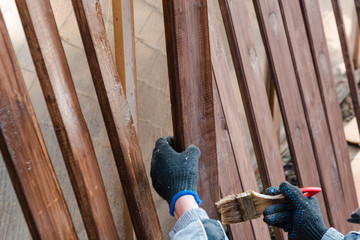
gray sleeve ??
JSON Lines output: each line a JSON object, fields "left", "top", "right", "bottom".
{"left": 170, "top": 208, "right": 228, "bottom": 240}
{"left": 322, "top": 228, "right": 360, "bottom": 240}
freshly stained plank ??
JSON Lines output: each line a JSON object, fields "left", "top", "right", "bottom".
{"left": 279, "top": 0, "right": 342, "bottom": 227}
{"left": 162, "top": 0, "right": 219, "bottom": 218}
{"left": 301, "top": 0, "right": 358, "bottom": 232}
{"left": 213, "top": 78, "right": 255, "bottom": 240}
{"left": 113, "top": 0, "right": 137, "bottom": 238}
{"left": 113, "top": 0, "right": 138, "bottom": 133}
{"left": 217, "top": 0, "right": 284, "bottom": 188}
{"left": 208, "top": 1, "right": 270, "bottom": 239}
{"left": 217, "top": 1, "right": 285, "bottom": 238}
{"left": 253, "top": 0, "right": 352, "bottom": 232}
{"left": 71, "top": 0, "right": 162, "bottom": 239}
{"left": 14, "top": 0, "right": 119, "bottom": 239}
{"left": 332, "top": 0, "right": 360, "bottom": 135}
{"left": 0, "top": 11, "right": 77, "bottom": 239}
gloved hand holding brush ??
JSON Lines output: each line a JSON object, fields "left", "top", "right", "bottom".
{"left": 263, "top": 182, "right": 327, "bottom": 240}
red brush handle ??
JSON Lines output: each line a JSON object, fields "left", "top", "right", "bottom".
{"left": 300, "top": 187, "right": 321, "bottom": 198}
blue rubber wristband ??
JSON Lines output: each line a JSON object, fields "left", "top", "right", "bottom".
{"left": 169, "top": 190, "right": 202, "bottom": 216}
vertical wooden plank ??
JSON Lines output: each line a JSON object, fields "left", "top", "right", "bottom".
{"left": 332, "top": 0, "right": 360, "bottom": 135}
{"left": 208, "top": 1, "right": 270, "bottom": 238}
{"left": 213, "top": 78, "right": 254, "bottom": 240}
{"left": 0, "top": 10, "right": 77, "bottom": 240}
{"left": 162, "top": 0, "right": 219, "bottom": 218}
{"left": 113, "top": 0, "right": 138, "bottom": 133}
{"left": 301, "top": 0, "right": 359, "bottom": 232}
{"left": 279, "top": 0, "right": 341, "bottom": 227}
{"left": 113, "top": 0, "right": 137, "bottom": 238}
{"left": 217, "top": 1, "right": 286, "bottom": 238}
{"left": 253, "top": 0, "right": 352, "bottom": 232}
{"left": 70, "top": 0, "right": 163, "bottom": 239}
{"left": 217, "top": 0, "right": 285, "bottom": 188}
{"left": 14, "top": 0, "right": 120, "bottom": 239}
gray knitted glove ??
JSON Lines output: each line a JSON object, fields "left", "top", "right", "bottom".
{"left": 150, "top": 136, "right": 201, "bottom": 216}
{"left": 263, "top": 182, "right": 327, "bottom": 240}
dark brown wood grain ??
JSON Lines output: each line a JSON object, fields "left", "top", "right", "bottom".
{"left": 217, "top": 1, "right": 286, "bottom": 238}
{"left": 217, "top": 0, "right": 285, "bottom": 188}
{"left": 0, "top": 11, "right": 77, "bottom": 240}
{"left": 252, "top": 0, "right": 333, "bottom": 238}
{"left": 70, "top": 0, "right": 163, "bottom": 239}
{"left": 213, "top": 78, "right": 255, "bottom": 240}
{"left": 332, "top": 0, "right": 360, "bottom": 136}
{"left": 162, "top": 0, "right": 219, "bottom": 219}
{"left": 208, "top": 1, "right": 270, "bottom": 238}
{"left": 301, "top": 0, "right": 358, "bottom": 232}
{"left": 14, "top": 0, "right": 119, "bottom": 239}
{"left": 279, "top": 0, "right": 346, "bottom": 227}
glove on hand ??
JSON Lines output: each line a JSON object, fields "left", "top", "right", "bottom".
{"left": 150, "top": 137, "right": 201, "bottom": 216}
{"left": 263, "top": 182, "right": 327, "bottom": 240}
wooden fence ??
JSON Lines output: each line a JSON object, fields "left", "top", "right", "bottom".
{"left": 0, "top": 0, "right": 359, "bottom": 239}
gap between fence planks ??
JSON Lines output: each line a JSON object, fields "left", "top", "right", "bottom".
{"left": 332, "top": 0, "right": 360, "bottom": 136}
{"left": 113, "top": 0, "right": 138, "bottom": 238}
{"left": 71, "top": 0, "right": 163, "bottom": 239}
{"left": 208, "top": 0, "right": 270, "bottom": 239}
{"left": 301, "top": 0, "right": 358, "bottom": 232}
{"left": 15, "top": 0, "right": 120, "bottom": 238}
{"left": 162, "top": 0, "right": 219, "bottom": 219}
{"left": 0, "top": 11, "right": 77, "bottom": 239}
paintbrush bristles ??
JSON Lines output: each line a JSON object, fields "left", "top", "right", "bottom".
{"left": 215, "top": 194, "right": 244, "bottom": 224}
{"left": 215, "top": 191, "right": 286, "bottom": 224}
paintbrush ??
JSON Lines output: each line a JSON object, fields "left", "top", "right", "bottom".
{"left": 215, "top": 187, "right": 321, "bottom": 224}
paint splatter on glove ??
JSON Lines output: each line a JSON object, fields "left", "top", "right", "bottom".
{"left": 150, "top": 136, "right": 201, "bottom": 216}
{"left": 263, "top": 182, "right": 327, "bottom": 240}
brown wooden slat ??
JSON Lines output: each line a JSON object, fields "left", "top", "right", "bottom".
{"left": 70, "top": 0, "right": 162, "bottom": 239}
{"left": 208, "top": 1, "right": 270, "bottom": 238}
{"left": 213, "top": 80, "right": 254, "bottom": 240}
{"left": 332, "top": 0, "right": 360, "bottom": 135}
{"left": 14, "top": 0, "right": 119, "bottom": 239}
{"left": 301, "top": 0, "right": 358, "bottom": 232}
{"left": 217, "top": 0, "right": 285, "bottom": 187}
{"left": 217, "top": 1, "right": 285, "bottom": 238}
{"left": 162, "top": 0, "right": 219, "bottom": 218}
{"left": 279, "top": 0, "right": 339, "bottom": 227}
{"left": 253, "top": 0, "right": 353, "bottom": 233}
{"left": 0, "top": 10, "right": 77, "bottom": 240}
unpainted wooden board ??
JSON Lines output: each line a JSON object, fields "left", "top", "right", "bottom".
{"left": 113, "top": 0, "right": 138, "bottom": 133}
{"left": 71, "top": 0, "right": 163, "bottom": 238}
{"left": 301, "top": 0, "right": 359, "bottom": 232}
{"left": 113, "top": 0, "right": 138, "bottom": 238}
{"left": 0, "top": 11, "right": 77, "bottom": 239}
{"left": 15, "top": 0, "right": 120, "bottom": 238}
{"left": 162, "top": 0, "right": 219, "bottom": 219}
